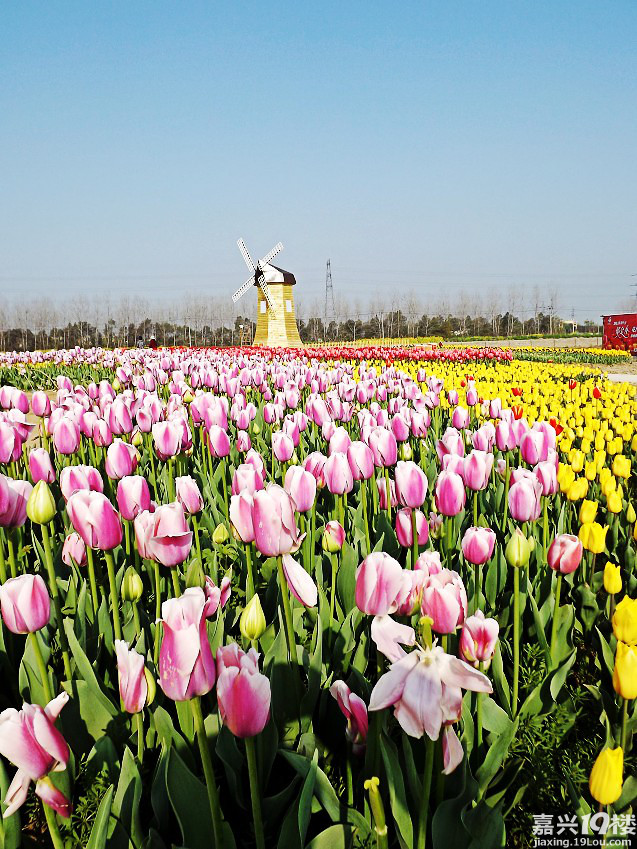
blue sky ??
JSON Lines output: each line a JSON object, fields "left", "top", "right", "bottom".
{"left": 1, "top": 1, "right": 636, "bottom": 320}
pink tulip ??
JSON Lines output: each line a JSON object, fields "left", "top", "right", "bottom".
{"left": 534, "top": 461, "right": 558, "bottom": 496}
{"left": 435, "top": 471, "right": 466, "bottom": 517}
{"left": 53, "top": 418, "right": 80, "bottom": 455}
{"left": 520, "top": 430, "right": 548, "bottom": 465}
{"left": 451, "top": 407, "right": 470, "bottom": 430}
{"left": 31, "top": 391, "right": 52, "bottom": 418}
{"left": 391, "top": 414, "right": 411, "bottom": 443}
{"left": 236, "top": 430, "right": 251, "bottom": 452}
{"left": 207, "top": 425, "right": 231, "bottom": 459}
{"left": 463, "top": 450, "right": 494, "bottom": 492}
{"left": 116, "top": 475, "right": 151, "bottom": 521}
{"left": 105, "top": 439, "right": 139, "bottom": 480}
{"left": 61, "top": 531, "right": 87, "bottom": 567}
{"left": 461, "top": 526, "right": 496, "bottom": 565}
{"left": 92, "top": 419, "right": 113, "bottom": 447}
{"left": 323, "top": 520, "right": 346, "bottom": 552}
{"left": 329, "top": 680, "right": 368, "bottom": 753}
{"left": 252, "top": 485, "right": 302, "bottom": 557}
{"left": 329, "top": 426, "right": 352, "bottom": 455}
{"left": 466, "top": 387, "right": 478, "bottom": 406}
{"left": 133, "top": 511, "right": 155, "bottom": 560}
{"left": 230, "top": 492, "right": 255, "bottom": 544}
{"left": 441, "top": 453, "right": 465, "bottom": 477}
{"left": 67, "top": 490, "right": 123, "bottom": 550}
{"left": 394, "top": 460, "right": 428, "bottom": 509}
{"left": 272, "top": 430, "right": 294, "bottom": 463}
{"left": 0, "top": 693, "right": 72, "bottom": 818}
{"left": 281, "top": 554, "right": 318, "bottom": 606}
{"left": 459, "top": 610, "right": 499, "bottom": 668}
{"left": 175, "top": 475, "right": 204, "bottom": 515}
{"left": 284, "top": 465, "right": 317, "bottom": 512}
{"left": 303, "top": 452, "right": 327, "bottom": 488}
{"left": 59, "top": 464, "right": 103, "bottom": 500}
{"left": 108, "top": 398, "right": 134, "bottom": 435}
{"left": 377, "top": 474, "right": 398, "bottom": 510}
{"left": 355, "top": 552, "right": 411, "bottom": 615}
{"left": 421, "top": 569, "right": 467, "bottom": 634}
{"left": 324, "top": 451, "right": 354, "bottom": 495}
{"left": 159, "top": 587, "right": 216, "bottom": 701}
{"left": 369, "top": 644, "right": 491, "bottom": 744}
{"left": 0, "top": 574, "right": 50, "bottom": 633}
{"left": 152, "top": 421, "right": 181, "bottom": 460}
{"left": 203, "top": 573, "right": 232, "bottom": 618}
{"left": 472, "top": 424, "right": 495, "bottom": 452}
{"left": 115, "top": 640, "right": 148, "bottom": 713}
{"left": 395, "top": 508, "right": 429, "bottom": 548}
{"left": 216, "top": 644, "right": 271, "bottom": 738}
{"left": 28, "top": 448, "right": 55, "bottom": 484}
{"left": 0, "top": 479, "right": 33, "bottom": 528}
{"left": 0, "top": 421, "right": 19, "bottom": 464}
{"left": 508, "top": 477, "right": 542, "bottom": 522}
{"left": 547, "top": 534, "right": 583, "bottom": 575}
{"left": 414, "top": 550, "right": 443, "bottom": 578}
{"left": 368, "top": 427, "right": 398, "bottom": 468}
{"left": 347, "top": 441, "right": 375, "bottom": 481}
{"left": 495, "top": 421, "right": 516, "bottom": 452}
{"left": 436, "top": 428, "right": 465, "bottom": 463}
{"left": 447, "top": 389, "right": 459, "bottom": 406}
{"left": 146, "top": 503, "right": 193, "bottom": 567}
{"left": 232, "top": 464, "right": 264, "bottom": 496}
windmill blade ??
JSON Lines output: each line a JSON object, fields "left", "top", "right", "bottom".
{"left": 237, "top": 238, "right": 256, "bottom": 272}
{"left": 257, "top": 273, "right": 275, "bottom": 313}
{"left": 258, "top": 241, "right": 283, "bottom": 269}
{"left": 232, "top": 275, "right": 255, "bottom": 303}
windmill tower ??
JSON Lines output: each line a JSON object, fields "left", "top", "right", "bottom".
{"left": 232, "top": 239, "right": 302, "bottom": 347}
{"left": 324, "top": 259, "right": 335, "bottom": 339}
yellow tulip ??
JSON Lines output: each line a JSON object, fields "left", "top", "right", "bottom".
{"left": 613, "top": 642, "right": 637, "bottom": 700}
{"left": 570, "top": 450, "right": 584, "bottom": 473}
{"left": 627, "top": 503, "right": 637, "bottom": 524}
{"left": 603, "top": 563, "right": 622, "bottom": 594}
{"left": 612, "top": 455, "right": 631, "bottom": 479}
{"left": 631, "top": 434, "right": 637, "bottom": 452}
{"left": 606, "top": 490, "right": 623, "bottom": 514}
{"left": 612, "top": 596, "right": 637, "bottom": 645}
{"left": 584, "top": 461, "right": 597, "bottom": 481}
{"left": 589, "top": 747, "right": 623, "bottom": 805}
{"left": 578, "top": 522, "right": 608, "bottom": 555}
{"left": 579, "top": 499, "right": 598, "bottom": 524}
{"left": 602, "top": 477, "right": 617, "bottom": 498}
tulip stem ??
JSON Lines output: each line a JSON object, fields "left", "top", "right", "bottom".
{"left": 330, "top": 552, "right": 338, "bottom": 625}
{"left": 132, "top": 601, "right": 141, "bottom": 638}
{"left": 0, "top": 535, "right": 7, "bottom": 582}
{"left": 43, "top": 800, "right": 65, "bottom": 849}
{"left": 445, "top": 518, "right": 453, "bottom": 568}
{"left": 136, "top": 710, "right": 144, "bottom": 763}
{"left": 103, "top": 550, "right": 123, "bottom": 641}
{"left": 502, "top": 453, "right": 510, "bottom": 532}
{"left": 473, "top": 491, "right": 478, "bottom": 527}
{"left": 6, "top": 535, "right": 18, "bottom": 578}
{"left": 84, "top": 546, "right": 100, "bottom": 615}
{"left": 40, "top": 523, "right": 72, "bottom": 681}
{"left": 410, "top": 509, "right": 418, "bottom": 568}
{"left": 220, "top": 459, "right": 229, "bottom": 524}
{"left": 277, "top": 556, "right": 297, "bottom": 664}
{"left": 153, "top": 560, "right": 162, "bottom": 664}
{"left": 171, "top": 569, "right": 181, "bottom": 598}
{"left": 371, "top": 475, "right": 379, "bottom": 518}
{"left": 542, "top": 497, "right": 548, "bottom": 564}
{"left": 190, "top": 696, "right": 224, "bottom": 849}
{"left": 620, "top": 698, "right": 628, "bottom": 752}
{"left": 345, "top": 741, "right": 354, "bottom": 806}
{"left": 29, "top": 631, "right": 53, "bottom": 704}
{"left": 383, "top": 468, "right": 392, "bottom": 521}
{"left": 245, "top": 736, "right": 266, "bottom": 849}
{"left": 245, "top": 543, "right": 255, "bottom": 599}
{"left": 549, "top": 573, "right": 562, "bottom": 665}
{"left": 193, "top": 515, "right": 203, "bottom": 566}
{"left": 416, "top": 737, "right": 436, "bottom": 849}
{"left": 361, "top": 479, "right": 371, "bottom": 555}
{"left": 475, "top": 561, "right": 483, "bottom": 615}
{"left": 124, "top": 520, "right": 131, "bottom": 559}
{"left": 476, "top": 661, "right": 484, "bottom": 747}
{"left": 512, "top": 566, "right": 520, "bottom": 716}
{"left": 167, "top": 458, "right": 175, "bottom": 502}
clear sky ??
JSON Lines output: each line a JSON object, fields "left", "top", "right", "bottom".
{"left": 1, "top": 1, "right": 636, "bottom": 321}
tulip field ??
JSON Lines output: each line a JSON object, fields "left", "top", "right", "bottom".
{"left": 0, "top": 345, "right": 636, "bottom": 849}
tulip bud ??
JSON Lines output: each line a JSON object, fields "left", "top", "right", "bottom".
{"left": 26, "top": 480, "right": 57, "bottom": 525}
{"left": 399, "top": 442, "right": 413, "bottom": 461}
{"left": 252, "top": 423, "right": 261, "bottom": 435}
{"left": 144, "top": 666, "right": 157, "bottom": 706}
{"left": 183, "top": 390, "right": 194, "bottom": 403}
{"left": 322, "top": 520, "right": 346, "bottom": 553}
{"left": 612, "top": 596, "right": 637, "bottom": 646}
{"left": 185, "top": 558, "right": 206, "bottom": 589}
{"left": 626, "top": 503, "right": 636, "bottom": 524}
{"left": 505, "top": 529, "right": 533, "bottom": 569}
{"left": 603, "top": 563, "right": 622, "bottom": 595}
{"left": 132, "top": 430, "right": 144, "bottom": 447}
{"left": 589, "top": 747, "right": 623, "bottom": 805}
{"left": 121, "top": 566, "right": 143, "bottom": 602}
{"left": 240, "top": 594, "right": 267, "bottom": 641}
{"left": 612, "top": 641, "right": 637, "bottom": 700}
{"left": 112, "top": 378, "right": 121, "bottom": 391}
{"left": 213, "top": 523, "right": 229, "bottom": 544}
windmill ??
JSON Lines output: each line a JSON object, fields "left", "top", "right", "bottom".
{"left": 232, "top": 238, "right": 302, "bottom": 347}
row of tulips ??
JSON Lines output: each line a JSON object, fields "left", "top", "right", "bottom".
{"left": 0, "top": 347, "right": 635, "bottom": 849}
